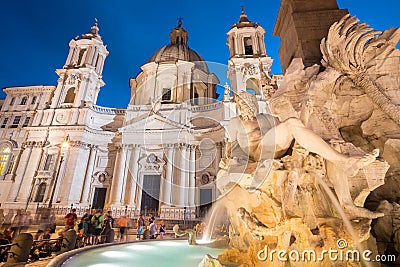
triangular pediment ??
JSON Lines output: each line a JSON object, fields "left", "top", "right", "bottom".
{"left": 121, "top": 113, "right": 189, "bottom": 132}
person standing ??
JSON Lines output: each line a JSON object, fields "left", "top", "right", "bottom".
{"left": 149, "top": 220, "right": 157, "bottom": 239}
{"left": 64, "top": 208, "right": 77, "bottom": 231}
{"left": 81, "top": 217, "right": 91, "bottom": 245}
{"left": 148, "top": 213, "right": 155, "bottom": 225}
{"left": 136, "top": 214, "right": 144, "bottom": 240}
{"left": 11, "top": 209, "right": 23, "bottom": 239}
{"left": 78, "top": 209, "right": 90, "bottom": 232}
{"left": 118, "top": 215, "right": 128, "bottom": 242}
{"left": 91, "top": 209, "right": 104, "bottom": 245}
{"left": 87, "top": 209, "right": 96, "bottom": 245}
{"left": 106, "top": 211, "right": 115, "bottom": 228}
{"left": 159, "top": 220, "right": 166, "bottom": 239}
{"left": 100, "top": 213, "right": 113, "bottom": 243}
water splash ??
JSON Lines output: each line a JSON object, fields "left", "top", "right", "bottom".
{"left": 201, "top": 201, "right": 226, "bottom": 242}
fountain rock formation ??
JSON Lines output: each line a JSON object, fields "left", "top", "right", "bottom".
{"left": 215, "top": 14, "right": 399, "bottom": 266}
{"left": 173, "top": 224, "right": 197, "bottom": 245}
{"left": 198, "top": 254, "right": 224, "bottom": 267}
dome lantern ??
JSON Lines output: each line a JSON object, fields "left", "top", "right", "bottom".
{"left": 169, "top": 18, "right": 188, "bottom": 45}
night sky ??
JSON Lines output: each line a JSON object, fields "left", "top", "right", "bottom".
{"left": 0, "top": 0, "right": 399, "bottom": 107}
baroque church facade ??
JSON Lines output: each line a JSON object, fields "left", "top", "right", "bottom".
{"left": 0, "top": 11, "right": 277, "bottom": 219}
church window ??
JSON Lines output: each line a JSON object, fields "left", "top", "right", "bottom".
{"left": 31, "top": 96, "right": 37, "bottom": 104}
{"left": 244, "top": 37, "right": 253, "bottom": 55}
{"left": 193, "top": 91, "right": 199, "bottom": 105}
{"left": 34, "top": 183, "right": 46, "bottom": 202}
{"left": 95, "top": 55, "right": 103, "bottom": 73}
{"left": 64, "top": 87, "right": 76, "bottom": 103}
{"left": 258, "top": 35, "right": 263, "bottom": 54}
{"left": 20, "top": 96, "right": 28, "bottom": 105}
{"left": 78, "top": 48, "right": 87, "bottom": 66}
{"left": 95, "top": 54, "right": 100, "bottom": 68}
{"left": 231, "top": 36, "right": 235, "bottom": 56}
{"left": 23, "top": 117, "right": 31, "bottom": 127}
{"left": 10, "top": 97, "right": 15, "bottom": 105}
{"left": 1, "top": 118, "right": 8, "bottom": 128}
{"left": 0, "top": 144, "right": 12, "bottom": 176}
{"left": 43, "top": 154, "right": 53, "bottom": 171}
{"left": 7, "top": 155, "right": 15, "bottom": 175}
{"left": 162, "top": 88, "right": 172, "bottom": 101}
{"left": 10, "top": 116, "right": 21, "bottom": 128}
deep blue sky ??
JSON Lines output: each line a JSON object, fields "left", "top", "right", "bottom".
{"left": 0, "top": 1, "right": 399, "bottom": 108}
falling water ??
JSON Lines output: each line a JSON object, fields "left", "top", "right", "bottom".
{"left": 316, "top": 175, "right": 373, "bottom": 267}
{"left": 201, "top": 201, "right": 226, "bottom": 242}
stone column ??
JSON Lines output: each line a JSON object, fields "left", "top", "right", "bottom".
{"left": 55, "top": 146, "right": 73, "bottom": 204}
{"left": 178, "top": 144, "right": 187, "bottom": 207}
{"left": 189, "top": 145, "right": 196, "bottom": 207}
{"left": 80, "top": 145, "right": 97, "bottom": 204}
{"left": 121, "top": 145, "right": 132, "bottom": 205}
{"left": 7, "top": 145, "right": 30, "bottom": 202}
{"left": 214, "top": 142, "right": 222, "bottom": 172}
{"left": 161, "top": 144, "right": 174, "bottom": 205}
{"left": 127, "top": 145, "right": 140, "bottom": 207}
{"left": 110, "top": 145, "right": 127, "bottom": 205}
{"left": 15, "top": 145, "right": 42, "bottom": 203}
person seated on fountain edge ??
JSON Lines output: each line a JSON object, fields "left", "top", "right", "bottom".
{"left": 220, "top": 91, "right": 382, "bottom": 219}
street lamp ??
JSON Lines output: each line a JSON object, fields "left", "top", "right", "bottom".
{"left": 48, "top": 135, "right": 70, "bottom": 208}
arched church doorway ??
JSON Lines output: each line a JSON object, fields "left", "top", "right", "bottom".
{"left": 140, "top": 175, "right": 161, "bottom": 215}
{"left": 92, "top": 188, "right": 107, "bottom": 210}
{"left": 199, "top": 188, "right": 213, "bottom": 218}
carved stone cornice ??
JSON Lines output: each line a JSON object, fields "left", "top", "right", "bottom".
{"left": 22, "top": 141, "right": 49, "bottom": 148}
{"left": 69, "top": 140, "right": 93, "bottom": 149}
{"left": 3, "top": 86, "right": 55, "bottom": 94}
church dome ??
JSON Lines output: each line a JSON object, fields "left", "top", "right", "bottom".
{"left": 147, "top": 21, "right": 209, "bottom": 73}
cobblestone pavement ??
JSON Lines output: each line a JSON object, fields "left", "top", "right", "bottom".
{"left": 0, "top": 256, "right": 54, "bottom": 267}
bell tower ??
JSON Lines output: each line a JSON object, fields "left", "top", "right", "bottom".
{"left": 227, "top": 8, "right": 273, "bottom": 99}
{"left": 50, "top": 20, "right": 109, "bottom": 108}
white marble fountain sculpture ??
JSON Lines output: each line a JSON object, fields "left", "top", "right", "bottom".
{"left": 211, "top": 14, "right": 400, "bottom": 266}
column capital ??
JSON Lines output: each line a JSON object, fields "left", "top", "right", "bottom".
{"left": 179, "top": 143, "right": 189, "bottom": 150}
{"left": 163, "top": 143, "right": 175, "bottom": 149}
{"left": 189, "top": 144, "right": 199, "bottom": 151}
{"left": 132, "top": 144, "right": 141, "bottom": 149}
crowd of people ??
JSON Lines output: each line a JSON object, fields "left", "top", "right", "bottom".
{"left": 130, "top": 213, "right": 167, "bottom": 240}
{"left": 0, "top": 207, "right": 201, "bottom": 263}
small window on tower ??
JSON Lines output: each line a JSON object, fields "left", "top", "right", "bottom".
{"left": 34, "top": 183, "right": 46, "bottom": 202}
{"left": 0, "top": 144, "right": 12, "bottom": 176}
{"left": 162, "top": 88, "right": 172, "bottom": 101}
{"left": 64, "top": 87, "right": 76, "bottom": 103}
{"left": 20, "top": 96, "right": 27, "bottom": 105}
{"left": 9, "top": 97, "right": 15, "bottom": 105}
{"left": 43, "top": 154, "right": 53, "bottom": 171}
{"left": 78, "top": 48, "right": 87, "bottom": 66}
{"left": 31, "top": 96, "right": 37, "bottom": 105}
{"left": 10, "top": 116, "right": 21, "bottom": 128}
{"left": 244, "top": 37, "right": 253, "bottom": 56}
{"left": 1, "top": 118, "right": 8, "bottom": 128}
{"left": 23, "top": 117, "right": 31, "bottom": 127}
{"left": 193, "top": 91, "right": 199, "bottom": 105}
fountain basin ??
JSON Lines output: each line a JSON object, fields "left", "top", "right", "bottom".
{"left": 50, "top": 240, "right": 226, "bottom": 267}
